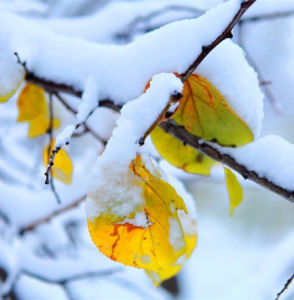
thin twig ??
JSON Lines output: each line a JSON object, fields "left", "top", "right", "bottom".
{"left": 19, "top": 195, "right": 86, "bottom": 235}
{"left": 182, "top": 0, "right": 256, "bottom": 81}
{"left": 47, "top": 93, "right": 62, "bottom": 204}
{"left": 241, "top": 10, "right": 294, "bottom": 23}
{"left": 160, "top": 120, "right": 294, "bottom": 203}
{"left": 276, "top": 273, "right": 294, "bottom": 300}
{"left": 0, "top": 211, "right": 10, "bottom": 225}
{"left": 54, "top": 93, "right": 108, "bottom": 143}
{"left": 44, "top": 99, "right": 104, "bottom": 184}
{"left": 23, "top": 268, "right": 123, "bottom": 285}
{"left": 115, "top": 5, "right": 203, "bottom": 42}
{"left": 238, "top": 22, "right": 282, "bottom": 113}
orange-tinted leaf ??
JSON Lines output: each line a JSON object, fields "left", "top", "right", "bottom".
{"left": 43, "top": 140, "right": 73, "bottom": 184}
{"left": 17, "top": 83, "right": 47, "bottom": 121}
{"left": 88, "top": 156, "right": 197, "bottom": 285}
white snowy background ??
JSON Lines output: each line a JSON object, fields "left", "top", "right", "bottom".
{"left": 0, "top": 0, "right": 294, "bottom": 299}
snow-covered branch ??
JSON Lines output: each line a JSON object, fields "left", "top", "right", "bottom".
{"left": 160, "top": 120, "right": 294, "bottom": 203}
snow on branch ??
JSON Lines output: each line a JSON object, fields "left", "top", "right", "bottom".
{"left": 160, "top": 120, "right": 294, "bottom": 203}
{"left": 1, "top": 0, "right": 244, "bottom": 104}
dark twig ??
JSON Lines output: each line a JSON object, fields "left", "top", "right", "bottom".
{"left": 23, "top": 268, "right": 123, "bottom": 285}
{"left": 276, "top": 273, "right": 294, "bottom": 300}
{"left": 44, "top": 98, "right": 105, "bottom": 184}
{"left": 160, "top": 120, "right": 294, "bottom": 203}
{"left": 0, "top": 211, "right": 10, "bottom": 225}
{"left": 54, "top": 93, "right": 108, "bottom": 143}
{"left": 47, "top": 93, "right": 62, "bottom": 204}
{"left": 182, "top": 0, "right": 256, "bottom": 81}
{"left": 19, "top": 195, "right": 86, "bottom": 235}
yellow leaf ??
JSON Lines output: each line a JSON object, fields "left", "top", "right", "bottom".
{"left": 28, "top": 115, "right": 60, "bottom": 138}
{"left": 0, "top": 75, "right": 24, "bottom": 103}
{"left": 43, "top": 140, "right": 73, "bottom": 184}
{"left": 0, "top": 87, "right": 19, "bottom": 103}
{"left": 87, "top": 156, "right": 197, "bottom": 285}
{"left": 17, "top": 83, "right": 47, "bottom": 121}
{"left": 224, "top": 167, "right": 243, "bottom": 216}
{"left": 176, "top": 74, "right": 254, "bottom": 146}
{"left": 151, "top": 74, "right": 253, "bottom": 175}
{"left": 151, "top": 126, "right": 216, "bottom": 175}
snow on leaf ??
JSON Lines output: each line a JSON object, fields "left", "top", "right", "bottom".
{"left": 224, "top": 167, "right": 243, "bottom": 216}
{"left": 43, "top": 140, "right": 73, "bottom": 184}
{"left": 87, "top": 156, "right": 197, "bottom": 285}
{"left": 175, "top": 74, "right": 254, "bottom": 147}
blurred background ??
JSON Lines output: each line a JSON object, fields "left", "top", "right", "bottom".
{"left": 0, "top": 0, "right": 294, "bottom": 299}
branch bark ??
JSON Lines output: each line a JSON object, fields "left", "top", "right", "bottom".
{"left": 276, "top": 273, "right": 294, "bottom": 300}
{"left": 181, "top": 0, "right": 256, "bottom": 81}
{"left": 18, "top": 0, "right": 294, "bottom": 203}
{"left": 19, "top": 195, "right": 86, "bottom": 235}
{"left": 160, "top": 120, "right": 294, "bottom": 203}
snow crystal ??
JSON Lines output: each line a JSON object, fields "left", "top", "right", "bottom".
{"left": 220, "top": 135, "right": 294, "bottom": 191}
{"left": 86, "top": 73, "right": 183, "bottom": 220}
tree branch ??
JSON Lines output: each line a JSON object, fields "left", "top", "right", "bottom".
{"left": 19, "top": 195, "right": 86, "bottom": 235}
{"left": 181, "top": 0, "right": 256, "bottom": 81}
{"left": 160, "top": 120, "right": 294, "bottom": 203}
{"left": 17, "top": 1, "right": 294, "bottom": 203}
{"left": 276, "top": 272, "right": 294, "bottom": 300}
{"left": 23, "top": 268, "right": 122, "bottom": 285}
{"left": 47, "top": 93, "right": 62, "bottom": 204}
{"left": 54, "top": 93, "right": 108, "bottom": 144}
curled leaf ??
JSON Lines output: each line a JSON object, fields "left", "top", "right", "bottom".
{"left": 87, "top": 156, "right": 197, "bottom": 285}
{"left": 43, "top": 140, "right": 73, "bottom": 184}
{"left": 224, "top": 167, "right": 243, "bottom": 216}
